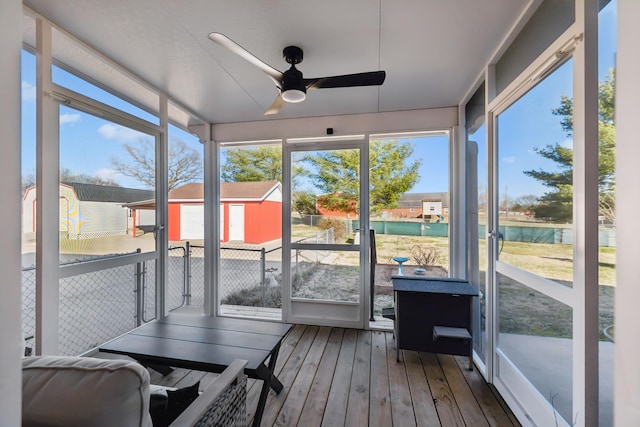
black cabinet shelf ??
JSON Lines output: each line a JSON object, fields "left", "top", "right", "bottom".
{"left": 392, "top": 276, "right": 478, "bottom": 369}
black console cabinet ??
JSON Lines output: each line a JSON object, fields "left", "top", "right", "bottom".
{"left": 392, "top": 276, "right": 478, "bottom": 364}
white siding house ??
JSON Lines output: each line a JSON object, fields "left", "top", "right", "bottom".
{"left": 22, "top": 183, "right": 154, "bottom": 239}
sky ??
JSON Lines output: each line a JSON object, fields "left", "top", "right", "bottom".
{"left": 389, "top": 135, "right": 449, "bottom": 194}
{"left": 20, "top": 0, "right": 617, "bottom": 199}
{"left": 20, "top": 58, "right": 202, "bottom": 190}
{"left": 473, "top": 0, "right": 618, "bottom": 201}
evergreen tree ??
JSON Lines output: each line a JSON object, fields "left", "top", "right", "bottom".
{"left": 303, "top": 140, "right": 421, "bottom": 214}
{"left": 221, "top": 146, "right": 282, "bottom": 182}
{"left": 524, "top": 68, "right": 615, "bottom": 222}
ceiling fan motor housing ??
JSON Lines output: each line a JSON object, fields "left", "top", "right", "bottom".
{"left": 281, "top": 46, "right": 306, "bottom": 102}
{"left": 282, "top": 66, "right": 306, "bottom": 102}
{"left": 283, "top": 46, "right": 303, "bottom": 64}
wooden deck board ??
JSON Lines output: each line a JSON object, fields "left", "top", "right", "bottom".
{"left": 260, "top": 326, "right": 319, "bottom": 426}
{"left": 275, "top": 324, "right": 307, "bottom": 374}
{"left": 273, "top": 327, "right": 332, "bottom": 426}
{"left": 246, "top": 324, "right": 308, "bottom": 422}
{"left": 438, "top": 354, "right": 490, "bottom": 427}
{"left": 345, "top": 330, "right": 372, "bottom": 427}
{"left": 321, "top": 329, "right": 358, "bottom": 427}
{"left": 453, "top": 355, "right": 519, "bottom": 427}
{"left": 369, "top": 331, "right": 392, "bottom": 427}
{"left": 133, "top": 326, "right": 520, "bottom": 427}
{"left": 173, "top": 370, "right": 209, "bottom": 390}
{"left": 404, "top": 350, "right": 441, "bottom": 427}
{"left": 151, "top": 367, "right": 190, "bottom": 386}
{"left": 421, "top": 352, "right": 467, "bottom": 427}
{"left": 297, "top": 328, "right": 344, "bottom": 427}
{"left": 386, "top": 334, "right": 417, "bottom": 427}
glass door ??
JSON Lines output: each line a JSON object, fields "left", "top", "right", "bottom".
{"left": 284, "top": 137, "right": 367, "bottom": 328}
{"left": 490, "top": 59, "right": 575, "bottom": 426}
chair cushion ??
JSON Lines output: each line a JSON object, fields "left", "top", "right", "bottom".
{"left": 22, "top": 356, "right": 152, "bottom": 427}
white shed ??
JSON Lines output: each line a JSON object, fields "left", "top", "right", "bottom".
{"left": 22, "top": 182, "right": 154, "bottom": 239}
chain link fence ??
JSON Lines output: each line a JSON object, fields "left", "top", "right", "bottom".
{"left": 219, "top": 246, "right": 282, "bottom": 308}
{"left": 22, "top": 267, "right": 36, "bottom": 352}
{"left": 22, "top": 230, "right": 337, "bottom": 356}
{"left": 21, "top": 252, "right": 156, "bottom": 356}
{"left": 188, "top": 244, "right": 205, "bottom": 307}
{"left": 59, "top": 263, "right": 138, "bottom": 355}
{"left": 165, "top": 243, "right": 282, "bottom": 310}
{"left": 141, "top": 259, "right": 157, "bottom": 323}
{"left": 291, "top": 228, "right": 335, "bottom": 284}
{"left": 167, "top": 246, "right": 187, "bottom": 310}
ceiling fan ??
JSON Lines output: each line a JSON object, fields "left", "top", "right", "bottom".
{"left": 208, "top": 32, "right": 386, "bottom": 115}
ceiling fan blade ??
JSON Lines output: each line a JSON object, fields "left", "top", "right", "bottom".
{"left": 264, "top": 93, "right": 285, "bottom": 115}
{"left": 208, "top": 32, "right": 283, "bottom": 87}
{"left": 305, "top": 71, "right": 386, "bottom": 90}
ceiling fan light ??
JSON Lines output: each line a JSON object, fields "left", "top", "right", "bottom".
{"left": 282, "top": 89, "right": 306, "bottom": 103}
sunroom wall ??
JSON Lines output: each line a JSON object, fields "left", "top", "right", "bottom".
{"left": 614, "top": 1, "right": 640, "bottom": 425}
{"left": 1, "top": 0, "right": 25, "bottom": 424}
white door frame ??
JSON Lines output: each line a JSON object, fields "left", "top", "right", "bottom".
{"left": 228, "top": 204, "right": 245, "bottom": 242}
{"left": 219, "top": 203, "right": 225, "bottom": 242}
{"left": 485, "top": 11, "right": 600, "bottom": 425}
{"left": 282, "top": 135, "right": 369, "bottom": 329}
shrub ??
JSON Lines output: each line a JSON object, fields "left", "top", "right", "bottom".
{"left": 221, "top": 285, "right": 282, "bottom": 308}
{"left": 409, "top": 244, "right": 442, "bottom": 268}
{"left": 316, "top": 217, "right": 347, "bottom": 242}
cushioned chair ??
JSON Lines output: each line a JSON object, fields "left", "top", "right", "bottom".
{"left": 22, "top": 355, "right": 247, "bottom": 427}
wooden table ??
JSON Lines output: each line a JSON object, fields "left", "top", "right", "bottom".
{"left": 99, "top": 313, "right": 292, "bottom": 427}
{"left": 392, "top": 276, "right": 478, "bottom": 365}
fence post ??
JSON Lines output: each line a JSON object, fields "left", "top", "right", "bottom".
{"left": 369, "top": 229, "right": 376, "bottom": 321}
{"left": 135, "top": 248, "right": 143, "bottom": 326}
{"left": 141, "top": 259, "right": 149, "bottom": 321}
{"left": 185, "top": 242, "right": 191, "bottom": 306}
{"left": 296, "top": 249, "right": 300, "bottom": 283}
{"left": 260, "top": 248, "right": 266, "bottom": 307}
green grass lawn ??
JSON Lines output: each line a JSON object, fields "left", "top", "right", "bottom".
{"left": 292, "top": 219, "right": 616, "bottom": 339}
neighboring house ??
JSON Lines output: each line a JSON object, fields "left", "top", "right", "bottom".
{"left": 315, "top": 192, "right": 450, "bottom": 221}
{"left": 22, "top": 182, "right": 154, "bottom": 239}
{"left": 315, "top": 193, "right": 358, "bottom": 218}
{"left": 380, "top": 192, "right": 450, "bottom": 221}
{"left": 129, "top": 181, "right": 283, "bottom": 243}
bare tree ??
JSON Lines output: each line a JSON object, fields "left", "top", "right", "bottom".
{"left": 599, "top": 191, "right": 615, "bottom": 224}
{"left": 22, "top": 168, "right": 120, "bottom": 193}
{"left": 111, "top": 138, "right": 202, "bottom": 190}
{"left": 512, "top": 195, "right": 539, "bottom": 215}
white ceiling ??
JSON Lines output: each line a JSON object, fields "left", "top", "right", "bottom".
{"left": 23, "top": 0, "right": 528, "bottom": 125}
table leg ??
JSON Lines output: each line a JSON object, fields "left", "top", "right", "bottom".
{"left": 395, "top": 291, "right": 401, "bottom": 363}
{"left": 256, "top": 363, "right": 284, "bottom": 393}
{"left": 252, "top": 342, "right": 282, "bottom": 427}
{"left": 136, "top": 360, "right": 174, "bottom": 376}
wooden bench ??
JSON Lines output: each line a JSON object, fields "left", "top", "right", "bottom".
{"left": 433, "top": 325, "right": 473, "bottom": 370}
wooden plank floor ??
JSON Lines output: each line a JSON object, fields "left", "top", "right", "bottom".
{"left": 147, "top": 325, "right": 520, "bottom": 427}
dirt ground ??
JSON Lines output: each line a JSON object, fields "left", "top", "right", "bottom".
{"left": 373, "top": 263, "right": 448, "bottom": 295}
